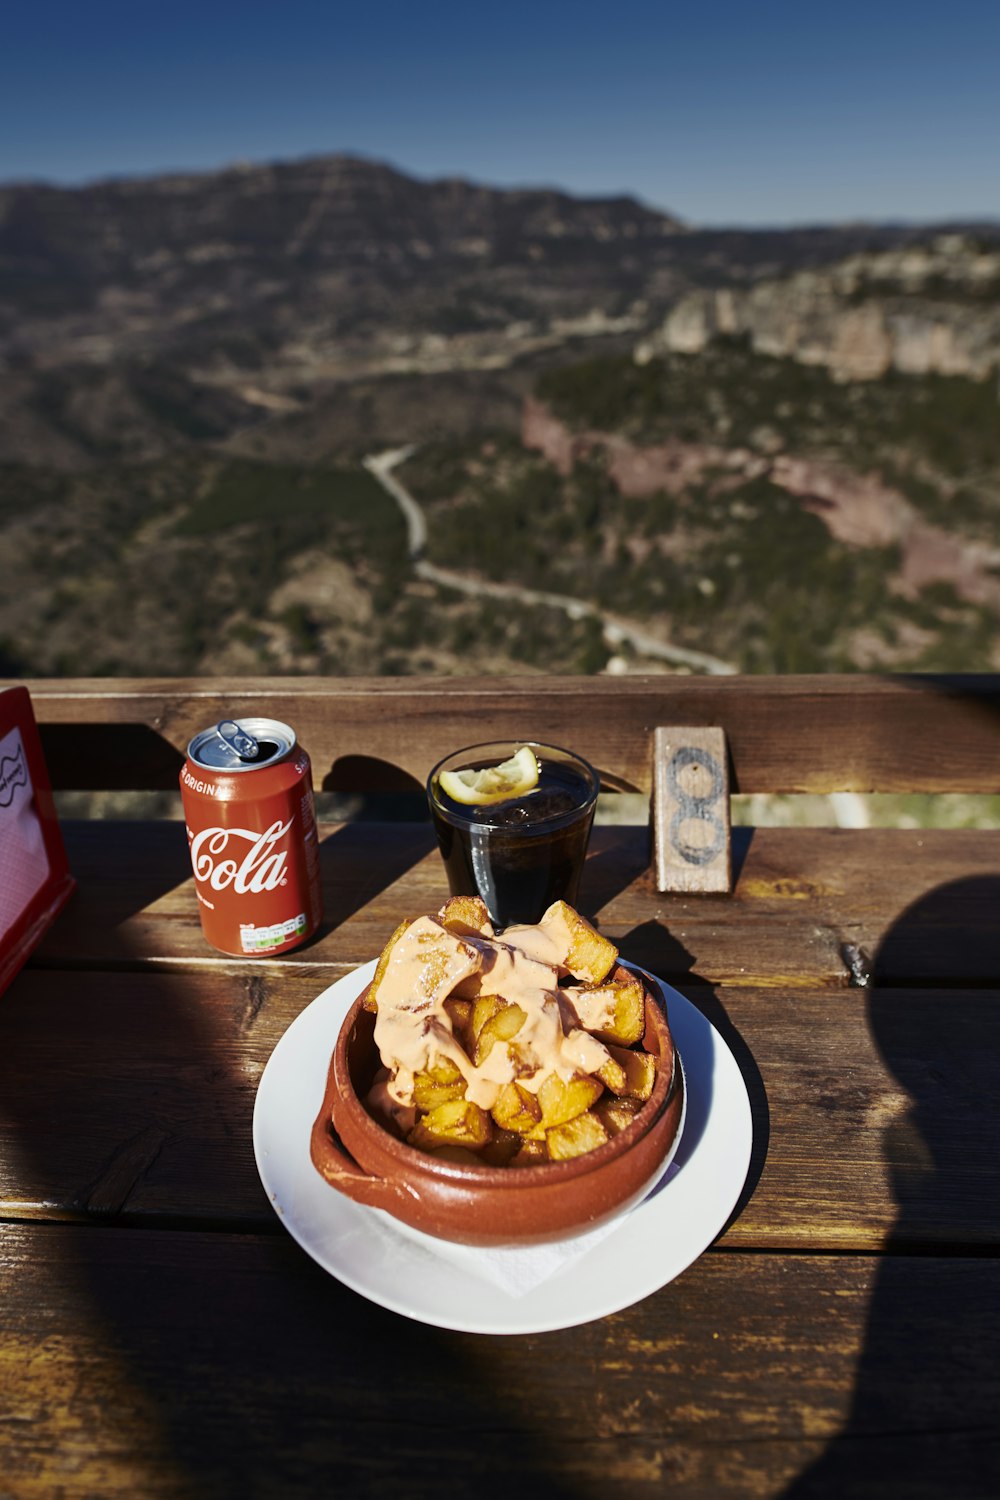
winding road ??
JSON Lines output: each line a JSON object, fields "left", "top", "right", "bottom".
{"left": 362, "top": 446, "right": 739, "bottom": 676}
{"left": 362, "top": 446, "right": 871, "bottom": 827}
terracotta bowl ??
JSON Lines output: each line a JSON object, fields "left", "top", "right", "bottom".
{"left": 309, "top": 985, "right": 685, "bottom": 1247}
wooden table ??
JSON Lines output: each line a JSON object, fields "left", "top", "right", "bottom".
{"left": 3, "top": 676, "right": 1000, "bottom": 1497}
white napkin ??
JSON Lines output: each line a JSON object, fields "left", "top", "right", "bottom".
{"left": 366, "top": 1157, "right": 681, "bottom": 1298}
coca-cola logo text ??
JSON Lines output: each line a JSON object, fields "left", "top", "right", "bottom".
{"left": 188, "top": 819, "right": 292, "bottom": 894}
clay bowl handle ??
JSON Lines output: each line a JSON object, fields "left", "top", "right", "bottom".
{"left": 311, "top": 1031, "right": 418, "bottom": 1214}
{"left": 309, "top": 1110, "right": 410, "bottom": 1213}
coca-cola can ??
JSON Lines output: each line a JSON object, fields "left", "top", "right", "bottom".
{"left": 179, "top": 717, "right": 323, "bottom": 957}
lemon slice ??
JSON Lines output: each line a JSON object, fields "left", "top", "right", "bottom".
{"left": 439, "top": 746, "right": 540, "bottom": 806}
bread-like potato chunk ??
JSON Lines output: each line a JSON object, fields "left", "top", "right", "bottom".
{"left": 443, "top": 995, "right": 473, "bottom": 1041}
{"left": 547, "top": 1110, "right": 609, "bottom": 1161}
{"left": 504, "top": 1040, "right": 544, "bottom": 1079}
{"left": 562, "top": 965, "right": 646, "bottom": 1046}
{"left": 594, "top": 1092, "right": 643, "bottom": 1135}
{"left": 533, "top": 1070, "right": 604, "bottom": 1132}
{"left": 510, "top": 1136, "right": 550, "bottom": 1167}
{"left": 368, "top": 915, "right": 480, "bottom": 1013}
{"left": 480, "top": 1131, "right": 523, "bottom": 1167}
{"left": 412, "top": 1058, "right": 467, "bottom": 1111}
{"left": 362, "top": 917, "right": 411, "bottom": 1011}
{"left": 491, "top": 1080, "right": 543, "bottom": 1134}
{"left": 435, "top": 897, "right": 494, "bottom": 1001}
{"left": 364, "top": 1068, "right": 418, "bottom": 1137}
{"left": 438, "top": 895, "right": 494, "bottom": 938}
{"left": 602, "top": 1042, "right": 657, "bottom": 1101}
{"left": 470, "top": 995, "right": 526, "bottom": 1064}
{"left": 541, "top": 900, "right": 618, "bottom": 984}
{"left": 408, "top": 1098, "right": 492, "bottom": 1152}
{"left": 595, "top": 1051, "right": 628, "bottom": 1094}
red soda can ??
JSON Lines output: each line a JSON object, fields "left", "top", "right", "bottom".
{"left": 179, "top": 717, "right": 323, "bottom": 957}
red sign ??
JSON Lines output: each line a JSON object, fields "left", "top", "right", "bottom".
{"left": 0, "top": 686, "right": 75, "bottom": 996}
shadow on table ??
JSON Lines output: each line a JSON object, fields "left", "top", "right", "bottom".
{"left": 1, "top": 1001, "right": 595, "bottom": 1497}
{"left": 784, "top": 876, "right": 1000, "bottom": 1498}
{"left": 2, "top": 833, "right": 699, "bottom": 1498}
{"left": 316, "top": 819, "right": 436, "bottom": 935}
{"left": 620, "top": 915, "right": 770, "bottom": 1232}
{"left": 581, "top": 824, "right": 755, "bottom": 923}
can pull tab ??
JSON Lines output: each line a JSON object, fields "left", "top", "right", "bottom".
{"left": 215, "top": 719, "right": 260, "bottom": 762}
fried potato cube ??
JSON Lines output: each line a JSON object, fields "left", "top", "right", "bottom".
{"left": 364, "top": 918, "right": 412, "bottom": 1010}
{"left": 471, "top": 996, "right": 527, "bottom": 1064}
{"left": 364, "top": 1068, "right": 418, "bottom": 1137}
{"left": 370, "top": 915, "right": 482, "bottom": 1016}
{"left": 541, "top": 900, "right": 618, "bottom": 984}
{"left": 443, "top": 996, "right": 473, "bottom": 1045}
{"left": 509, "top": 1136, "right": 550, "bottom": 1167}
{"left": 603, "top": 1043, "right": 657, "bottom": 1101}
{"left": 450, "top": 974, "right": 483, "bottom": 1000}
{"left": 438, "top": 895, "right": 494, "bottom": 938}
{"left": 471, "top": 993, "right": 504, "bottom": 1042}
{"left": 480, "top": 1131, "right": 523, "bottom": 1167}
{"left": 595, "top": 1052, "right": 628, "bottom": 1094}
{"left": 491, "top": 1080, "right": 543, "bottom": 1135}
{"left": 535, "top": 1070, "right": 604, "bottom": 1131}
{"left": 505, "top": 1040, "right": 541, "bottom": 1079}
{"left": 594, "top": 1092, "right": 643, "bottom": 1135}
{"left": 546, "top": 1110, "right": 609, "bottom": 1161}
{"left": 412, "top": 1058, "right": 467, "bottom": 1111}
{"left": 408, "top": 1099, "right": 492, "bottom": 1152}
{"left": 563, "top": 966, "right": 646, "bottom": 1046}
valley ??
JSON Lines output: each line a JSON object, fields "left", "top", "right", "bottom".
{"left": 1, "top": 155, "right": 998, "bottom": 686}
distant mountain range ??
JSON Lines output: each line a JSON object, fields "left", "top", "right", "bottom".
{"left": 2, "top": 153, "right": 1000, "bottom": 688}
{"left": 3, "top": 153, "right": 997, "bottom": 469}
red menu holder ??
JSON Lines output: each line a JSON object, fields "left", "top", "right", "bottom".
{"left": 0, "top": 686, "right": 75, "bottom": 996}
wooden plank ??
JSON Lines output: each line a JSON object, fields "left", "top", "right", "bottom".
{"left": 652, "top": 725, "right": 731, "bottom": 892}
{"left": 34, "top": 820, "right": 1000, "bottom": 990}
{"left": 21, "top": 673, "right": 1000, "bottom": 794}
{"left": 604, "top": 824, "right": 1000, "bottom": 990}
{"left": 3, "top": 956, "right": 999, "bottom": 1248}
{"left": 0, "top": 1226, "right": 998, "bottom": 1497}
{"left": 711, "top": 981, "right": 1000, "bottom": 1250}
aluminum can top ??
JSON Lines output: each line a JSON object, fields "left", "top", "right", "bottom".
{"left": 186, "top": 718, "right": 297, "bottom": 774}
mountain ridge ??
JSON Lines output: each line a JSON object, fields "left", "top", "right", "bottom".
{"left": 5, "top": 150, "right": 998, "bottom": 232}
{"left": 4, "top": 153, "right": 996, "bottom": 472}
{"left": 2, "top": 153, "right": 1000, "bottom": 686}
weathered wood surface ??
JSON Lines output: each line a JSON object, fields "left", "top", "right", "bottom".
{"left": 5, "top": 958, "right": 999, "bottom": 1249}
{"left": 1, "top": 1226, "right": 998, "bottom": 1499}
{"left": 24, "top": 672, "right": 1000, "bottom": 794}
{"left": 34, "top": 820, "right": 1000, "bottom": 988}
{"left": 3, "top": 675, "right": 1000, "bottom": 1498}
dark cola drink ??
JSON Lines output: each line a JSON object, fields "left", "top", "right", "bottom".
{"left": 427, "top": 742, "right": 599, "bottom": 928}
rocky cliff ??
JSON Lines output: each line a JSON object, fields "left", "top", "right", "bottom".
{"left": 642, "top": 237, "right": 1000, "bottom": 382}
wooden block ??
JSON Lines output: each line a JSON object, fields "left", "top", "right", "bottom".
{"left": 652, "top": 726, "right": 731, "bottom": 893}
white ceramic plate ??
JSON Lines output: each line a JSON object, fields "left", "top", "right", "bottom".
{"left": 253, "top": 961, "right": 754, "bottom": 1335}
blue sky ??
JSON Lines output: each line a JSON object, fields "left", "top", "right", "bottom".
{"left": 3, "top": 0, "right": 998, "bottom": 226}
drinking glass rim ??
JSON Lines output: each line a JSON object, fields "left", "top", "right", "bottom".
{"left": 426, "top": 739, "right": 600, "bottom": 830}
